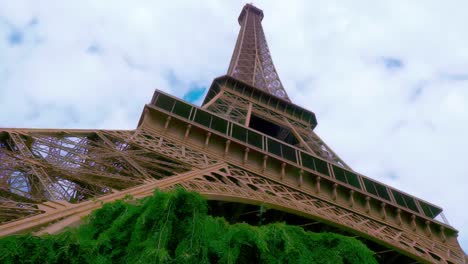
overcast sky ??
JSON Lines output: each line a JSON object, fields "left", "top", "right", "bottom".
{"left": 0, "top": 0, "right": 467, "bottom": 252}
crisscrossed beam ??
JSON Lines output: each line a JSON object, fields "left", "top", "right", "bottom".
{"left": 227, "top": 4, "right": 289, "bottom": 100}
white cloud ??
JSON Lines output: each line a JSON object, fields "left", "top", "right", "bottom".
{"left": 0, "top": 0, "right": 467, "bottom": 253}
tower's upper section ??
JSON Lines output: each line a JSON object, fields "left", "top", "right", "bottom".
{"left": 227, "top": 4, "right": 290, "bottom": 101}
{"left": 238, "top": 3, "right": 264, "bottom": 24}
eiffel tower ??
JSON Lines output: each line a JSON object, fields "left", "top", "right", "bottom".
{"left": 0, "top": 4, "right": 465, "bottom": 263}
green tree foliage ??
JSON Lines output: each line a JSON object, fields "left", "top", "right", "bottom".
{"left": 0, "top": 189, "right": 377, "bottom": 264}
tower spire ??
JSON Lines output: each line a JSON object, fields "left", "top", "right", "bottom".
{"left": 227, "top": 4, "right": 290, "bottom": 101}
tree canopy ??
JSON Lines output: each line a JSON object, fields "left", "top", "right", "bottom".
{"left": 0, "top": 188, "right": 377, "bottom": 264}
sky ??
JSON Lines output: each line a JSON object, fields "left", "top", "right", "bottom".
{"left": 0, "top": 0, "right": 467, "bottom": 252}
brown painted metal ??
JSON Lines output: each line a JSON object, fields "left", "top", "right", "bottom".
{"left": 204, "top": 85, "right": 351, "bottom": 169}
{"left": 0, "top": 3, "right": 466, "bottom": 264}
{"left": 228, "top": 4, "right": 289, "bottom": 101}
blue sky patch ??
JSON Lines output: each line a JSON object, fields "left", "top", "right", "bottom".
{"left": 87, "top": 44, "right": 100, "bottom": 54}
{"left": 123, "top": 56, "right": 148, "bottom": 71}
{"left": 3, "top": 17, "right": 39, "bottom": 46}
{"left": 28, "top": 17, "right": 39, "bottom": 27}
{"left": 166, "top": 70, "right": 180, "bottom": 87}
{"left": 165, "top": 71, "right": 207, "bottom": 104}
{"left": 385, "top": 171, "right": 398, "bottom": 180}
{"left": 381, "top": 57, "right": 403, "bottom": 70}
{"left": 442, "top": 73, "right": 468, "bottom": 81}
{"left": 183, "top": 84, "right": 206, "bottom": 104}
{"left": 409, "top": 84, "right": 425, "bottom": 102}
{"left": 8, "top": 30, "right": 23, "bottom": 45}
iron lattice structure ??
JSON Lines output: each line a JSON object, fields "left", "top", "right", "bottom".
{"left": 0, "top": 4, "right": 466, "bottom": 264}
{"left": 228, "top": 5, "right": 289, "bottom": 100}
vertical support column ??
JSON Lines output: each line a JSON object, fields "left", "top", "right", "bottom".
{"left": 262, "top": 155, "right": 268, "bottom": 173}
{"left": 298, "top": 169, "right": 303, "bottom": 187}
{"left": 332, "top": 183, "right": 338, "bottom": 201}
{"left": 315, "top": 176, "right": 321, "bottom": 194}
{"left": 224, "top": 140, "right": 231, "bottom": 158}
{"left": 365, "top": 196, "right": 371, "bottom": 213}
{"left": 411, "top": 215, "right": 417, "bottom": 231}
{"left": 245, "top": 102, "right": 253, "bottom": 126}
{"left": 425, "top": 221, "right": 432, "bottom": 237}
{"left": 243, "top": 148, "right": 249, "bottom": 164}
{"left": 163, "top": 116, "right": 172, "bottom": 133}
{"left": 396, "top": 209, "right": 402, "bottom": 226}
{"left": 280, "top": 163, "right": 286, "bottom": 181}
{"left": 184, "top": 124, "right": 192, "bottom": 140}
{"left": 349, "top": 190, "right": 355, "bottom": 208}
{"left": 380, "top": 203, "right": 387, "bottom": 220}
{"left": 440, "top": 226, "right": 446, "bottom": 243}
{"left": 204, "top": 132, "right": 211, "bottom": 148}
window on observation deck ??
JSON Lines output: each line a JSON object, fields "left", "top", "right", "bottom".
{"left": 248, "top": 114, "right": 299, "bottom": 147}
{"left": 419, "top": 201, "right": 441, "bottom": 218}
{"left": 391, "top": 190, "right": 419, "bottom": 213}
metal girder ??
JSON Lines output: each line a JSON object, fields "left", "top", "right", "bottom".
{"left": 227, "top": 4, "right": 289, "bottom": 100}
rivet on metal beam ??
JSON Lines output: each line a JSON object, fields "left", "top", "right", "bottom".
{"left": 365, "top": 196, "right": 371, "bottom": 213}
{"left": 280, "top": 162, "right": 286, "bottom": 181}
{"left": 204, "top": 132, "right": 211, "bottom": 148}
{"left": 224, "top": 140, "right": 231, "bottom": 157}
{"left": 262, "top": 155, "right": 268, "bottom": 173}
{"left": 425, "top": 220, "right": 432, "bottom": 238}
{"left": 184, "top": 124, "right": 192, "bottom": 140}
{"left": 411, "top": 215, "right": 417, "bottom": 231}
{"left": 243, "top": 148, "right": 249, "bottom": 164}
{"left": 349, "top": 190, "right": 354, "bottom": 208}
{"left": 380, "top": 203, "right": 387, "bottom": 220}
{"left": 298, "top": 169, "right": 303, "bottom": 187}
{"left": 396, "top": 208, "right": 402, "bottom": 226}
{"left": 332, "top": 183, "right": 338, "bottom": 201}
{"left": 315, "top": 176, "right": 321, "bottom": 194}
{"left": 163, "top": 116, "right": 172, "bottom": 132}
